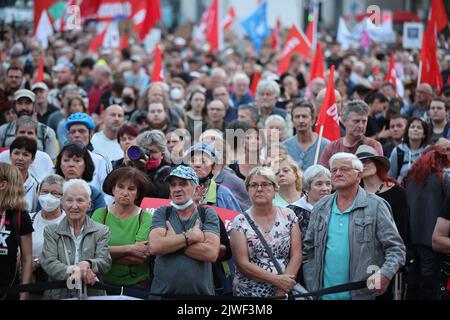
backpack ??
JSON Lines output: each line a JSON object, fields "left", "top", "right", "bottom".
{"left": 395, "top": 146, "right": 405, "bottom": 180}
{"left": 2, "top": 121, "right": 48, "bottom": 149}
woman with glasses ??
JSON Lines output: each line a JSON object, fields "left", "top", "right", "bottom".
{"left": 29, "top": 174, "right": 66, "bottom": 299}
{"left": 92, "top": 167, "right": 152, "bottom": 292}
{"left": 230, "top": 167, "right": 301, "bottom": 297}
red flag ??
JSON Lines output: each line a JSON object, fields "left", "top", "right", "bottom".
{"left": 223, "top": 6, "right": 236, "bottom": 31}
{"left": 206, "top": 0, "right": 223, "bottom": 52}
{"left": 373, "top": 64, "right": 379, "bottom": 75}
{"left": 315, "top": 65, "right": 340, "bottom": 142}
{"left": 119, "top": 35, "right": 129, "bottom": 50}
{"left": 430, "top": 0, "right": 449, "bottom": 32}
{"left": 33, "top": 0, "right": 56, "bottom": 34}
{"left": 36, "top": 54, "right": 45, "bottom": 82}
{"left": 250, "top": 71, "right": 262, "bottom": 96}
{"left": 278, "top": 25, "right": 311, "bottom": 75}
{"left": 420, "top": 21, "right": 443, "bottom": 91}
{"left": 151, "top": 44, "right": 164, "bottom": 83}
{"left": 0, "top": 50, "right": 2, "bottom": 63}
{"left": 309, "top": 42, "right": 325, "bottom": 80}
{"left": 139, "top": 0, "right": 162, "bottom": 41}
{"left": 271, "top": 18, "right": 281, "bottom": 51}
{"left": 88, "top": 26, "right": 108, "bottom": 53}
{"left": 385, "top": 52, "right": 397, "bottom": 94}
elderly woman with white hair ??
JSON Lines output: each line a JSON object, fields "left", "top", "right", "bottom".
{"left": 126, "top": 130, "right": 172, "bottom": 199}
{"left": 230, "top": 167, "right": 302, "bottom": 297}
{"left": 41, "top": 179, "right": 112, "bottom": 300}
{"left": 287, "top": 164, "right": 332, "bottom": 241}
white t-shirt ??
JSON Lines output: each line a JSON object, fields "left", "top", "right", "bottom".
{"left": 89, "top": 150, "right": 112, "bottom": 192}
{"left": 24, "top": 174, "right": 39, "bottom": 213}
{"left": 0, "top": 150, "right": 54, "bottom": 183}
{"left": 31, "top": 210, "right": 66, "bottom": 259}
{"left": 91, "top": 131, "right": 124, "bottom": 163}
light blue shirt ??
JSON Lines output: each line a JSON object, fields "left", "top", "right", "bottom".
{"left": 282, "top": 135, "right": 330, "bottom": 172}
{"left": 322, "top": 194, "right": 354, "bottom": 300}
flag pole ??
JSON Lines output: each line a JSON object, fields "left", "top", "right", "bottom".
{"left": 313, "top": 125, "right": 324, "bottom": 165}
{"left": 417, "top": 61, "right": 422, "bottom": 86}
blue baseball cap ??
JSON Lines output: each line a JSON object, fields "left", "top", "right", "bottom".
{"left": 185, "top": 143, "right": 218, "bottom": 163}
{"left": 65, "top": 112, "right": 95, "bottom": 131}
{"left": 165, "top": 165, "right": 199, "bottom": 185}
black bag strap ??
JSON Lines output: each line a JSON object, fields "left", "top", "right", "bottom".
{"left": 2, "top": 121, "right": 14, "bottom": 147}
{"left": 396, "top": 147, "right": 405, "bottom": 179}
{"left": 242, "top": 211, "right": 284, "bottom": 275}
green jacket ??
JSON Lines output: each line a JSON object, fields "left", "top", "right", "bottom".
{"left": 41, "top": 216, "right": 112, "bottom": 300}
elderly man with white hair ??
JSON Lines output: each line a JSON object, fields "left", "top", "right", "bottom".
{"left": 303, "top": 152, "right": 406, "bottom": 300}
{"left": 231, "top": 73, "right": 253, "bottom": 108}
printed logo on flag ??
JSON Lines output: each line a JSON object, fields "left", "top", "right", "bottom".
{"left": 326, "top": 103, "right": 339, "bottom": 123}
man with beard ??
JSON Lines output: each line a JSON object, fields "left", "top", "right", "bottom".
{"left": 319, "top": 100, "right": 383, "bottom": 169}
{"left": 282, "top": 99, "right": 330, "bottom": 172}
{"left": 0, "top": 65, "right": 25, "bottom": 125}
{"left": 91, "top": 105, "right": 125, "bottom": 164}
{"left": 0, "top": 89, "right": 58, "bottom": 160}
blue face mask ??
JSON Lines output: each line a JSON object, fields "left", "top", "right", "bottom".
{"left": 171, "top": 199, "right": 194, "bottom": 211}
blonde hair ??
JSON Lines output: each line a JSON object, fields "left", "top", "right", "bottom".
{"left": 0, "top": 163, "right": 27, "bottom": 211}
{"left": 245, "top": 166, "right": 279, "bottom": 191}
{"left": 271, "top": 155, "right": 303, "bottom": 192}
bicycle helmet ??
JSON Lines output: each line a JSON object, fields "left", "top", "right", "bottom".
{"left": 65, "top": 112, "right": 95, "bottom": 131}
{"left": 185, "top": 143, "right": 218, "bottom": 163}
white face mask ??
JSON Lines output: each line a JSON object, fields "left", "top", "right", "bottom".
{"left": 170, "top": 199, "right": 194, "bottom": 211}
{"left": 39, "top": 193, "right": 61, "bottom": 212}
{"left": 170, "top": 88, "right": 183, "bottom": 101}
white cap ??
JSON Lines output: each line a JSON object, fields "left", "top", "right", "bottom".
{"left": 14, "top": 89, "right": 35, "bottom": 102}
{"left": 130, "top": 55, "right": 142, "bottom": 62}
{"left": 31, "top": 82, "right": 49, "bottom": 91}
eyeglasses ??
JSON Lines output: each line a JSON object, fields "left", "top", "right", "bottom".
{"left": 39, "top": 191, "right": 63, "bottom": 198}
{"left": 248, "top": 182, "right": 274, "bottom": 190}
{"left": 330, "top": 167, "right": 356, "bottom": 174}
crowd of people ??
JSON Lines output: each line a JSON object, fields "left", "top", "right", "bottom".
{"left": 0, "top": 12, "right": 450, "bottom": 301}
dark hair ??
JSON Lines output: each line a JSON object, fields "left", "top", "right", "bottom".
{"left": 55, "top": 142, "right": 95, "bottom": 182}
{"left": 291, "top": 98, "right": 315, "bottom": 120}
{"left": 102, "top": 167, "right": 151, "bottom": 205}
{"left": 185, "top": 90, "right": 207, "bottom": 118}
{"left": 365, "top": 91, "right": 389, "bottom": 105}
{"left": 10, "top": 136, "right": 37, "bottom": 157}
{"left": 7, "top": 65, "right": 23, "bottom": 76}
{"left": 403, "top": 117, "right": 430, "bottom": 148}
{"left": 430, "top": 96, "right": 450, "bottom": 111}
{"left": 117, "top": 124, "right": 139, "bottom": 143}
{"left": 80, "top": 58, "right": 95, "bottom": 70}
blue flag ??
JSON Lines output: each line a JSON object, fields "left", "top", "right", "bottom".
{"left": 241, "top": 2, "right": 270, "bottom": 53}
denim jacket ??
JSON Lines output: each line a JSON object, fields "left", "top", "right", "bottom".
{"left": 302, "top": 187, "right": 406, "bottom": 300}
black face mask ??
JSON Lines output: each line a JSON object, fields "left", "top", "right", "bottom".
{"left": 123, "top": 96, "right": 134, "bottom": 105}
{"left": 199, "top": 171, "right": 214, "bottom": 185}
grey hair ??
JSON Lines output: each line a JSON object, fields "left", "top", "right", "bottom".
{"left": 136, "top": 130, "right": 170, "bottom": 163}
{"left": 211, "top": 67, "right": 227, "bottom": 79}
{"left": 39, "top": 174, "right": 65, "bottom": 192}
{"left": 238, "top": 104, "right": 259, "bottom": 121}
{"left": 256, "top": 79, "right": 280, "bottom": 98}
{"left": 93, "top": 64, "right": 111, "bottom": 78}
{"left": 265, "top": 114, "right": 285, "bottom": 128}
{"left": 343, "top": 100, "right": 369, "bottom": 119}
{"left": 329, "top": 152, "right": 363, "bottom": 172}
{"left": 63, "top": 179, "right": 91, "bottom": 198}
{"left": 245, "top": 166, "right": 279, "bottom": 191}
{"left": 302, "top": 165, "right": 331, "bottom": 191}
{"left": 15, "top": 116, "right": 38, "bottom": 133}
{"left": 232, "top": 72, "right": 250, "bottom": 85}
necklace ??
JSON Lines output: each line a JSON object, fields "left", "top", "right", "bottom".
{"left": 375, "top": 183, "right": 384, "bottom": 194}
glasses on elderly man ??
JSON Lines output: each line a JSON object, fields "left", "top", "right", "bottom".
{"left": 330, "top": 166, "right": 356, "bottom": 175}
